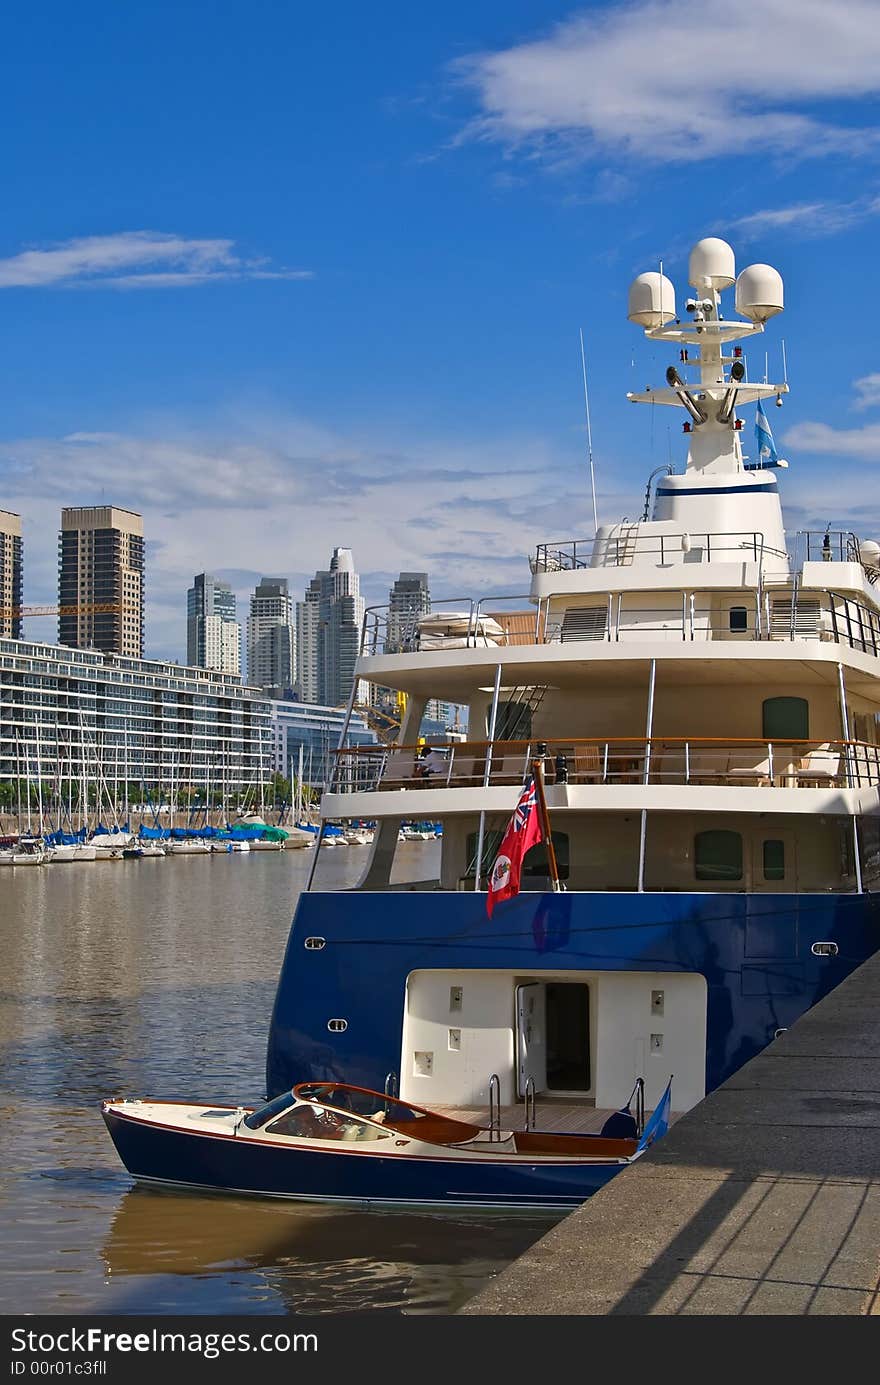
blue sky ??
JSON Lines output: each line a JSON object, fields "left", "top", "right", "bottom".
{"left": 3, "top": 0, "right": 880, "bottom": 661}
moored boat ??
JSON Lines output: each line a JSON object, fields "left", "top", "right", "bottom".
{"left": 102, "top": 1078, "right": 671, "bottom": 1210}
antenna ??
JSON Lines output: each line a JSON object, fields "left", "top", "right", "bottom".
{"left": 579, "top": 328, "right": 599, "bottom": 534}
{"left": 781, "top": 339, "right": 788, "bottom": 385}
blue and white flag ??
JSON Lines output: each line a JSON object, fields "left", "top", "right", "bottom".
{"left": 635, "top": 1076, "right": 672, "bottom": 1153}
{"left": 755, "top": 401, "right": 779, "bottom": 468}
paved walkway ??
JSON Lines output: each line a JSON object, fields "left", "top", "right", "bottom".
{"left": 461, "top": 952, "right": 880, "bottom": 1315}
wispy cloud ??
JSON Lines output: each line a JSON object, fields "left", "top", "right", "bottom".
{"left": 0, "top": 412, "right": 593, "bottom": 660}
{"left": 0, "top": 232, "right": 312, "bottom": 290}
{"left": 852, "top": 374, "right": 880, "bottom": 411}
{"left": 456, "top": 0, "right": 880, "bottom": 164}
{"left": 784, "top": 420, "right": 880, "bottom": 461}
{"left": 730, "top": 197, "right": 880, "bottom": 239}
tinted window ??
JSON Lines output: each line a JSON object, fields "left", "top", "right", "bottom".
{"left": 762, "top": 697, "right": 809, "bottom": 740}
{"left": 695, "top": 830, "right": 743, "bottom": 881}
{"left": 763, "top": 839, "right": 786, "bottom": 881}
{"left": 729, "top": 607, "right": 749, "bottom": 632}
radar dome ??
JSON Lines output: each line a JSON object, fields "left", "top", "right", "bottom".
{"left": 627, "top": 272, "right": 676, "bottom": 329}
{"left": 688, "top": 238, "right": 736, "bottom": 291}
{"left": 735, "top": 264, "right": 784, "bottom": 323}
{"left": 860, "top": 539, "right": 880, "bottom": 569}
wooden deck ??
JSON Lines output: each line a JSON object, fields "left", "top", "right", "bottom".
{"left": 436, "top": 1100, "right": 681, "bottom": 1135}
{"left": 436, "top": 1102, "right": 616, "bottom": 1135}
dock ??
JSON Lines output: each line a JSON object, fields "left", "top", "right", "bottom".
{"left": 460, "top": 951, "right": 880, "bottom": 1315}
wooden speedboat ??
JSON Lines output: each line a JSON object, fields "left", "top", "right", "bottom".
{"left": 102, "top": 1078, "right": 671, "bottom": 1211}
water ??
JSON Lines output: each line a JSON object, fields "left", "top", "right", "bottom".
{"left": 0, "top": 845, "right": 556, "bottom": 1315}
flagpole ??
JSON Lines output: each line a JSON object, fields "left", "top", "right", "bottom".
{"left": 531, "top": 753, "right": 560, "bottom": 891}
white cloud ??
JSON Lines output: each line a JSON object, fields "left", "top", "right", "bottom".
{"left": 730, "top": 197, "right": 880, "bottom": 239}
{"left": 784, "top": 420, "right": 880, "bottom": 460}
{"left": 852, "top": 374, "right": 880, "bottom": 411}
{"left": 457, "top": 0, "right": 880, "bottom": 163}
{"left": 0, "top": 232, "right": 312, "bottom": 290}
{"left": 0, "top": 414, "right": 594, "bottom": 661}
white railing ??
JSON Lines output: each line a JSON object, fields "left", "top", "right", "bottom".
{"left": 332, "top": 738, "right": 880, "bottom": 794}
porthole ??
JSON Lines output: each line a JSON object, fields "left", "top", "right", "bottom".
{"left": 811, "top": 941, "right": 839, "bottom": 957}
{"left": 304, "top": 937, "right": 326, "bottom": 950}
{"left": 327, "top": 1018, "right": 348, "bottom": 1033}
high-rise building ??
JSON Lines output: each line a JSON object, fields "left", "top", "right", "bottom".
{"left": 386, "top": 571, "right": 430, "bottom": 652}
{"left": 58, "top": 506, "right": 144, "bottom": 657}
{"left": 187, "top": 573, "right": 241, "bottom": 675}
{"left": 0, "top": 510, "right": 23, "bottom": 639}
{"left": 297, "top": 547, "right": 365, "bottom": 707}
{"left": 247, "top": 577, "right": 295, "bottom": 699}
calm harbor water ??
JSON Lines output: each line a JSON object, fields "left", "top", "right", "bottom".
{"left": 0, "top": 843, "right": 556, "bottom": 1315}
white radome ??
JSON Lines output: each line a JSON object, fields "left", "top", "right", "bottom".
{"left": 627, "top": 272, "right": 676, "bottom": 329}
{"left": 735, "top": 263, "right": 784, "bottom": 323}
{"left": 688, "top": 237, "right": 736, "bottom": 291}
{"left": 859, "top": 539, "right": 880, "bottom": 569}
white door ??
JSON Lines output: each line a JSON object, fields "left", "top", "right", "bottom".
{"left": 516, "top": 982, "right": 547, "bottom": 1097}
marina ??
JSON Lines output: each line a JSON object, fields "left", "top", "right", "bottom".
{"left": 0, "top": 842, "right": 555, "bottom": 1313}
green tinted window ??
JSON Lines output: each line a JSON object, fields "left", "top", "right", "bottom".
{"left": 694, "top": 830, "right": 743, "bottom": 881}
{"left": 762, "top": 697, "right": 809, "bottom": 740}
{"left": 523, "top": 834, "right": 570, "bottom": 880}
{"left": 763, "top": 839, "right": 785, "bottom": 881}
{"left": 465, "top": 830, "right": 570, "bottom": 880}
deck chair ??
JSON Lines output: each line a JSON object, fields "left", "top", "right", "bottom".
{"left": 380, "top": 751, "right": 418, "bottom": 788}
{"left": 795, "top": 745, "right": 840, "bottom": 785}
{"left": 572, "top": 744, "right": 603, "bottom": 782}
{"left": 727, "top": 754, "right": 772, "bottom": 786}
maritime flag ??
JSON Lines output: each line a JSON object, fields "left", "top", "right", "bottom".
{"left": 486, "top": 775, "right": 543, "bottom": 917}
{"left": 754, "top": 401, "right": 779, "bottom": 467}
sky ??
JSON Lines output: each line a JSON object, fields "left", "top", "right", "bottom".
{"left": 3, "top": 0, "right": 880, "bottom": 663}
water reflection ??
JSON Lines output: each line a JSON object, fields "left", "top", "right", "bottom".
{"left": 0, "top": 845, "right": 555, "bottom": 1313}
{"left": 102, "top": 1186, "right": 556, "bottom": 1315}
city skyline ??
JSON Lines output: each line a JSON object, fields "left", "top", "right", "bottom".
{"left": 4, "top": 6, "right": 879, "bottom": 664}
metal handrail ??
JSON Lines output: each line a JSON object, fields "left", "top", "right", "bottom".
{"left": 329, "top": 736, "right": 879, "bottom": 793}
{"left": 488, "top": 1073, "right": 501, "bottom": 1144}
{"left": 533, "top": 530, "right": 784, "bottom": 573}
{"left": 524, "top": 1076, "right": 536, "bottom": 1132}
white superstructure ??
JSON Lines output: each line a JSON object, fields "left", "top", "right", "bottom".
{"left": 318, "top": 237, "right": 880, "bottom": 897}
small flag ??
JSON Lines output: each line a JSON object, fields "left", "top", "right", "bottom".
{"left": 755, "top": 400, "right": 779, "bottom": 468}
{"left": 636, "top": 1076, "right": 673, "bottom": 1153}
{"left": 486, "top": 776, "right": 544, "bottom": 917}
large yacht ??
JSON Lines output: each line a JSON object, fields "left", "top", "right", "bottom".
{"left": 266, "top": 237, "right": 880, "bottom": 1121}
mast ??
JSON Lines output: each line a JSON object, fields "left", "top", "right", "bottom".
{"left": 532, "top": 750, "right": 561, "bottom": 891}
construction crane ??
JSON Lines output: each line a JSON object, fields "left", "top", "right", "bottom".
{"left": 351, "top": 702, "right": 402, "bottom": 744}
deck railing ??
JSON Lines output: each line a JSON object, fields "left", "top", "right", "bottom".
{"left": 331, "top": 738, "right": 880, "bottom": 795}
{"left": 532, "top": 531, "right": 782, "bottom": 572}
{"left": 532, "top": 529, "right": 861, "bottom": 574}
{"left": 360, "top": 588, "right": 880, "bottom": 658}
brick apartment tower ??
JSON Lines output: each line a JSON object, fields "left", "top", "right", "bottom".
{"left": 58, "top": 506, "right": 144, "bottom": 656}
{"left": 0, "top": 510, "right": 23, "bottom": 638}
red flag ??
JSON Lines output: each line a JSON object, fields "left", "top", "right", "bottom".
{"left": 486, "top": 776, "right": 544, "bottom": 917}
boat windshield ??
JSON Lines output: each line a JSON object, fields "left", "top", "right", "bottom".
{"left": 294, "top": 1083, "right": 450, "bottom": 1127}
{"left": 243, "top": 1090, "right": 296, "bottom": 1130}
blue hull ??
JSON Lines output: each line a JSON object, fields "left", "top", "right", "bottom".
{"left": 266, "top": 889, "right": 880, "bottom": 1098}
{"left": 102, "top": 1109, "right": 622, "bottom": 1210}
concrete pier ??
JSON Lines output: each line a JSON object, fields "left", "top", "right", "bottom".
{"left": 461, "top": 952, "right": 880, "bottom": 1315}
